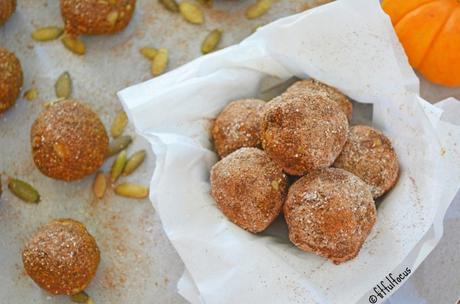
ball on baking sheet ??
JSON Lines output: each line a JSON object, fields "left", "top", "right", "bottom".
{"left": 284, "top": 79, "right": 353, "bottom": 121}
{"left": 22, "top": 219, "right": 100, "bottom": 295}
{"left": 60, "top": 0, "right": 136, "bottom": 36}
{"left": 211, "top": 98, "right": 266, "bottom": 158}
{"left": 284, "top": 168, "right": 376, "bottom": 264}
{"left": 0, "top": 0, "right": 16, "bottom": 25}
{"left": 334, "top": 125, "right": 399, "bottom": 198}
{"left": 210, "top": 147, "right": 288, "bottom": 233}
{"left": 261, "top": 93, "right": 348, "bottom": 176}
{"left": 0, "top": 47, "right": 23, "bottom": 113}
{"left": 31, "top": 99, "right": 108, "bottom": 181}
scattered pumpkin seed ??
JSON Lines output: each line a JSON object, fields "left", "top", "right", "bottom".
{"left": 151, "top": 48, "right": 169, "bottom": 76}
{"left": 107, "top": 135, "right": 132, "bottom": 157}
{"left": 61, "top": 35, "right": 86, "bottom": 55}
{"left": 159, "top": 0, "right": 179, "bottom": 12}
{"left": 111, "top": 150, "right": 127, "bottom": 183}
{"left": 123, "top": 150, "right": 146, "bottom": 175}
{"left": 179, "top": 2, "right": 204, "bottom": 24}
{"left": 111, "top": 111, "right": 128, "bottom": 138}
{"left": 114, "top": 183, "right": 149, "bottom": 199}
{"left": 92, "top": 172, "right": 107, "bottom": 199}
{"left": 106, "top": 10, "right": 119, "bottom": 26}
{"left": 245, "top": 0, "right": 273, "bottom": 19}
{"left": 55, "top": 71, "right": 72, "bottom": 99}
{"left": 271, "top": 180, "right": 279, "bottom": 191}
{"left": 140, "top": 47, "right": 158, "bottom": 60}
{"left": 70, "top": 291, "right": 90, "bottom": 303}
{"left": 7, "top": 178, "right": 40, "bottom": 203}
{"left": 197, "top": 0, "right": 213, "bottom": 7}
{"left": 31, "top": 26, "right": 63, "bottom": 41}
{"left": 24, "top": 88, "right": 39, "bottom": 101}
{"left": 201, "top": 29, "right": 222, "bottom": 54}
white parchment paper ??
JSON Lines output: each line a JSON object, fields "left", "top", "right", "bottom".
{"left": 118, "top": 0, "right": 460, "bottom": 303}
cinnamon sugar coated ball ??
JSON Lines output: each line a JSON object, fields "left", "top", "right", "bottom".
{"left": 22, "top": 219, "right": 100, "bottom": 295}
{"left": 0, "top": 48, "right": 23, "bottom": 113}
{"left": 0, "top": 0, "right": 16, "bottom": 25}
{"left": 60, "top": 0, "right": 136, "bottom": 36}
{"left": 334, "top": 125, "right": 399, "bottom": 198}
{"left": 210, "top": 148, "right": 288, "bottom": 233}
{"left": 31, "top": 100, "right": 109, "bottom": 181}
{"left": 284, "top": 168, "right": 376, "bottom": 264}
{"left": 284, "top": 79, "right": 353, "bottom": 121}
{"left": 261, "top": 93, "right": 348, "bottom": 176}
{"left": 212, "top": 99, "right": 266, "bottom": 157}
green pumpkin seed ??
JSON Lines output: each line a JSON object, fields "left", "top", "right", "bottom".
{"left": 151, "top": 48, "right": 168, "bottom": 76}
{"left": 32, "top": 26, "right": 64, "bottom": 41}
{"left": 111, "top": 150, "right": 127, "bottom": 182}
{"left": 123, "top": 150, "right": 146, "bottom": 175}
{"left": 55, "top": 71, "right": 72, "bottom": 99}
{"left": 107, "top": 135, "right": 132, "bottom": 157}
{"left": 159, "top": 0, "right": 179, "bottom": 12}
{"left": 201, "top": 29, "right": 222, "bottom": 54}
{"left": 8, "top": 178, "right": 40, "bottom": 203}
{"left": 140, "top": 47, "right": 158, "bottom": 60}
{"left": 111, "top": 111, "right": 128, "bottom": 138}
{"left": 179, "top": 2, "right": 204, "bottom": 24}
{"left": 70, "top": 291, "right": 90, "bottom": 303}
{"left": 245, "top": 0, "right": 273, "bottom": 19}
{"left": 106, "top": 10, "right": 119, "bottom": 26}
{"left": 24, "top": 88, "right": 39, "bottom": 101}
{"left": 114, "top": 183, "right": 149, "bottom": 199}
{"left": 92, "top": 172, "right": 107, "bottom": 199}
{"left": 61, "top": 35, "right": 86, "bottom": 55}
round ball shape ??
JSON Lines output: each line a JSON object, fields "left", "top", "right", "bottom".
{"left": 0, "top": 47, "right": 22, "bottom": 113}
{"left": 0, "top": 0, "right": 16, "bottom": 25}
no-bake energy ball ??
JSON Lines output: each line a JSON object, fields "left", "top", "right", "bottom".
{"left": 284, "top": 168, "right": 376, "bottom": 264}
{"left": 0, "top": 47, "right": 23, "bottom": 113}
{"left": 31, "top": 100, "right": 109, "bottom": 181}
{"left": 22, "top": 219, "right": 100, "bottom": 295}
{"left": 60, "top": 0, "right": 136, "bottom": 36}
{"left": 334, "top": 125, "right": 399, "bottom": 198}
{"left": 284, "top": 79, "right": 353, "bottom": 121}
{"left": 210, "top": 148, "right": 288, "bottom": 233}
{"left": 211, "top": 99, "right": 266, "bottom": 157}
{"left": 0, "top": 0, "right": 16, "bottom": 25}
{"left": 261, "top": 93, "right": 348, "bottom": 176}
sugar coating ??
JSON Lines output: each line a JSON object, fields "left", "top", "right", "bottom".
{"left": 0, "top": 0, "right": 15, "bottom": 25}
{"left": 0, "top": 47, "right": 23, "bottom": 113}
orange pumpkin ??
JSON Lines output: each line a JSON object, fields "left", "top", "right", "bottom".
{"left": 382, "top": 0, "right": 460, "bottom": 87}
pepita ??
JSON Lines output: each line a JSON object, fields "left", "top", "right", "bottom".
{"left": 106, "top": 10, "right": 119, "bottom": 26}
{"left": 24, "top": 88, "right": 39, "bottom": 101}
{"left": 111, "top": 150, "right": 127, "bottom": 183}
{"left": 151, "top": 48, "right": 168, "bottom": 76}
{"left": 55, "top": 71, "right": 72, "bottom": 99}
{"left": 201, "top": 29, "right": 222, "bottom": 54}
{"left": 61, "top": 35, "right": 86, "bottom": 55}
{"left": 70, "top": 291, "right": 90, "bottom": 303}
{"left": 92, "top": 172, "right": 107, "bottom": 199}
{"left": 107, "top": 135, "right": 132, "bottom": 157}
{"left": 179, "top": 2, "right": 204, "bottom": 24}
{"left": 123, "top": 150, "right": 146, "bottom": 175}
{"left": 159, "top": 0, "right": 179, "bottom": 12}
{"left": 114, "top": 183, "right": 149, "bottom": 199}
{"left": 43, "top": 97, "right": 65, "bottom": 108}
{"left": 32, "top": 26, "right": 63, "bottom": 41}
{"left": 8, "top": 178, "right": 40, "bottom": 203}
{"left": 245, "top": 0, "right": 273, "bottom": 19}
{"left": 111, "top": 111, "right": 128, "bottom": 138}
{"left": 140, "top": 47, "right": 158, "bottom": 60}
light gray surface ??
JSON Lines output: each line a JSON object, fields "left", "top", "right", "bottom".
{"left": 0, "top": 0, "right": 458, "bottom": 303}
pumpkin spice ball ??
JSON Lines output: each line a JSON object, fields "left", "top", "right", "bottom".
{"left": 0, "top": 0, "right": 16, "bottom": 25}
{"left": 31, "top": 100, "right": 109, "bottom": 181}
{"left": 261, "top": 93, "right": 348, "bottom": 176}
{"left": 60, "top": 0, "right": 136, "bottom": 37}
{"left": 0, "top": 47, "right": 23, "bottom": 113}
{"left": 284, "top": 168, "right": 376, "bottom": 264}
{"left": 23, "top": 219, "right": 100, "bottom": 295}
{"left": 284, "top": 79, "right": 353, "bottom": 121}
{"left": 211, "top": 99, "right": 266, "bottom": 157}
{"left": 210, "top": 148, "right": 288, "bottom": 233}
{"left": 334, "top": 125, "right": 399, "bottom": 198}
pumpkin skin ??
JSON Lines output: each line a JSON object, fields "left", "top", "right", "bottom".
{"left": 382, "top": 0, "right": 460, "bottom": 87}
